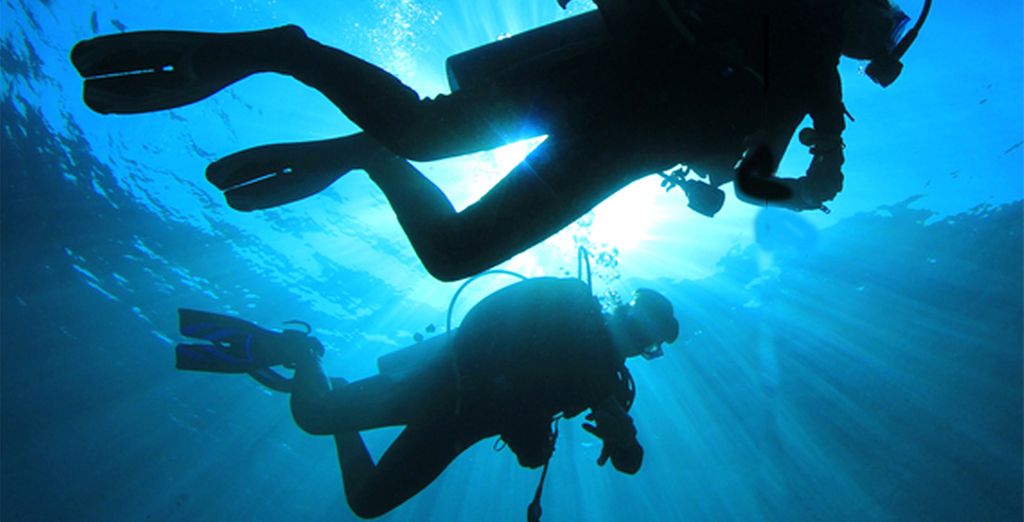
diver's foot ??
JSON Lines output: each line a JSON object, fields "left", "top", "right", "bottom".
{"left": 72, "top": 25, "right": 308, "bottom": 114}
{"left": 280, "top": 332, "right": 325, "bottom": 369}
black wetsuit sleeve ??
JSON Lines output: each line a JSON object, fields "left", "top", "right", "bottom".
{"left": 802, "top": 63, "right": 846, "bottom": 204}
{"left": 808, "top": 65, "right": 845, "bottom": 138}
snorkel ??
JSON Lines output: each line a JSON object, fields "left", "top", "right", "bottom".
{"left": 866, "top": 0, "right": 933, "bottom": 87}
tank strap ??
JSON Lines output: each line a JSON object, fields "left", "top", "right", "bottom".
{"left": 617, "top": 364, "right": 637, "bottom": 412}
{"left": 526, "top": 418, "right": 561, "bottom": 522}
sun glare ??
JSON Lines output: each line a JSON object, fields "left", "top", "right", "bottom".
{"left": 587, "top": 178, "right": 673, "bottom": 250}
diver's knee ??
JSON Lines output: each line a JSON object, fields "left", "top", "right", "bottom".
{"left": 371, "top": 111, "right": 451, "bottom": 162}
{"left": 290, "top": 398, "right": 333, "bottom": 435}
{"left": 383, "top": 135, "right": 448, "bottom": 162}
{"left": 348, "top": 491, "right": 397, "bottom": 519}
{"left": 421, "top": 256, "right": 475, "bottom": 282}
{"left": 423, "top": 264, "right": 465, "bottom": 283}
{"left": 349, "top": 501, "right": 390, "bottom": 520}
{"left": 406, "top": 220, "right": 485, "bottom": 281}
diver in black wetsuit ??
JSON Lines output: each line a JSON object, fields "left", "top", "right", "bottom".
{"left": 72, "top": 0, "right": 928, "bottom": 281}
{"left": 175, "top": 278, "right": 679, "bottom": 519}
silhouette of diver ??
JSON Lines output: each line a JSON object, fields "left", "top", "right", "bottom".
{"left": 175, "top": 278, "right": 679, "bottom": 519}
{"left": 72, "top": 0, "right": 930, "bottom": 281}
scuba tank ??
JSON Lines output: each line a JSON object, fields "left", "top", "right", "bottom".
{"left": 376, "top": 330, "right": 453, "bottom": 379}
{"left": 375, "top": 250, "right": 595, "bottom": 385}
{"left": 445, "top": 11, "right": 608, "bottom": 92}
{"left": 376, "top": 270, "right": 530, "bottom": 380}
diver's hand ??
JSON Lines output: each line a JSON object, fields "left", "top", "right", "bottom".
{"left": 583, "top": 408, "right": 636, "bottom": 454}
{"left": 798, "top": 127, "right": 845, "bottom": 205}
{"left": 583, "top": 398, "right": 640, "bottom": 472}
{"left": 740, "top": 130, "right": 844, "bottom": 212}
{"left": 803, "top": 149, "right": 845, "bottom": 204}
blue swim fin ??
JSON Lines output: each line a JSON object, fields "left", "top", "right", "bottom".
{"left": 175, "top": 308, "right": 318, "bottom": 374}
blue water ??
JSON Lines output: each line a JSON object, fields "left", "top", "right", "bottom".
{"left": 2, "top": 1, "right": 1021, "bottom": 521}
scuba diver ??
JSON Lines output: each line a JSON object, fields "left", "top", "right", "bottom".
{"left": 174, "top": 277, "right": 679, "bottom": 519}
{"left": 72, "top": 0, "right": 930, "bottom": 281}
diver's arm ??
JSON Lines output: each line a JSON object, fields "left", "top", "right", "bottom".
{"left": 801, "top": 65, "right": 847, "bottom": 206}
{"left": 734, "top": 66, "right": 847, "bottom": 212}
{"left": 583, "top": 396, "right": 644, "bottom": 474}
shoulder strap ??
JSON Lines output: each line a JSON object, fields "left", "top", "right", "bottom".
{"left": 615, "top": 364, "right": 637, "bottom": 412}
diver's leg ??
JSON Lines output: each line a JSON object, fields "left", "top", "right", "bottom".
{"left": 363, "top": 136, "right": 638, "bottom": 281}
{"left": 289, "top": 356, "right": 406, "bottom": 433}
{"left": 75, "top": 27, "right": 543, "bottom": 155}
{"left": 289, "top": 350, "right": 453, "bottom": 434}
{"left": 272, "top": 34, "right": 545, "bottom": 161}
{"left": 333, "top": 421, "right": 471, "bottom": 518}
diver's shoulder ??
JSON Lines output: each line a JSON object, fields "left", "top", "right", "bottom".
{"left": 515, "top": 276, "right": 592, "bottom": 294}
{"left": 483, "top": 277, "right": 595, "bottom": 308}
{"left": 471, "top": 276, "right": 590, "bottom": 306}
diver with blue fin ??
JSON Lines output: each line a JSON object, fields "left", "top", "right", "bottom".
{"left": 73, "top": 0, "right": 930, "bottom": 281}
{"left": 174, "top": 278, "right": 679, "bottom": 520}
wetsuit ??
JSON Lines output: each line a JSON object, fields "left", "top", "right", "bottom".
{"left": 74, "top": 1, "right": 854, "bottom": 279}
{"left": 289, "top": 277, "right": 639, "bottom": 518}
{"left": 265, "top": 1, "right": 848, "bottom": 280}
{"left": 454, "top": 277, "right": 632, "bottom": 467}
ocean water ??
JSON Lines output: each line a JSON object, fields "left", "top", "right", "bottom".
{"left": 2, "top": 1, "right": 1021, "bottom": 521}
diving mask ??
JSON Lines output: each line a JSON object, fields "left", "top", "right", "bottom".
{"left": 866, "top": 0, "right": 933, "bottom": 87}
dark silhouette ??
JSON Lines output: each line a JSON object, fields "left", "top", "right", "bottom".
{"left": 71, "top": 0, "right": 929, "bottom": 280}
{"left": 175, "top": 277, "right": 679, "bottom": 519}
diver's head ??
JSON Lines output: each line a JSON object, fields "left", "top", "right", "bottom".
{"left": 610, "top": 288, "right": 679, "bottom": 360}
{"left": 841, "top": 0, "right": 910, "bottom": 61}
{"left": 843, "top": 0, "right": 934, "bottom": 87}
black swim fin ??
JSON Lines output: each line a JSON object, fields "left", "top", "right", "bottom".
{"left": 206, "top": 135, "right": 367, "bottom": 211}
{"left": 71, "top": 26, "right": 302, "bottom": 114}
{"left": 175, "top": 308, "right": 320, "bottom": 374}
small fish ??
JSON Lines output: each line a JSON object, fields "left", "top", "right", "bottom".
{"left": 111, "top": 19, "right": 127, "bottom": 32}
{"left": 978, "top": 98, "right": 987, "bottom": 104}
{"left": 949, "top": 170, "right": 960, "bottom": 178}
{"left": 1004, "top": 140, "right": 1023, "bottom": 155}
{"left": 425, "top": 323, "right": 436, "bottom": 333}
{"left": 413, "top": 332, "right": 424, "bottom": 343}
{"left": 90, "top": 11, "right": 99, "bottom": 33}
